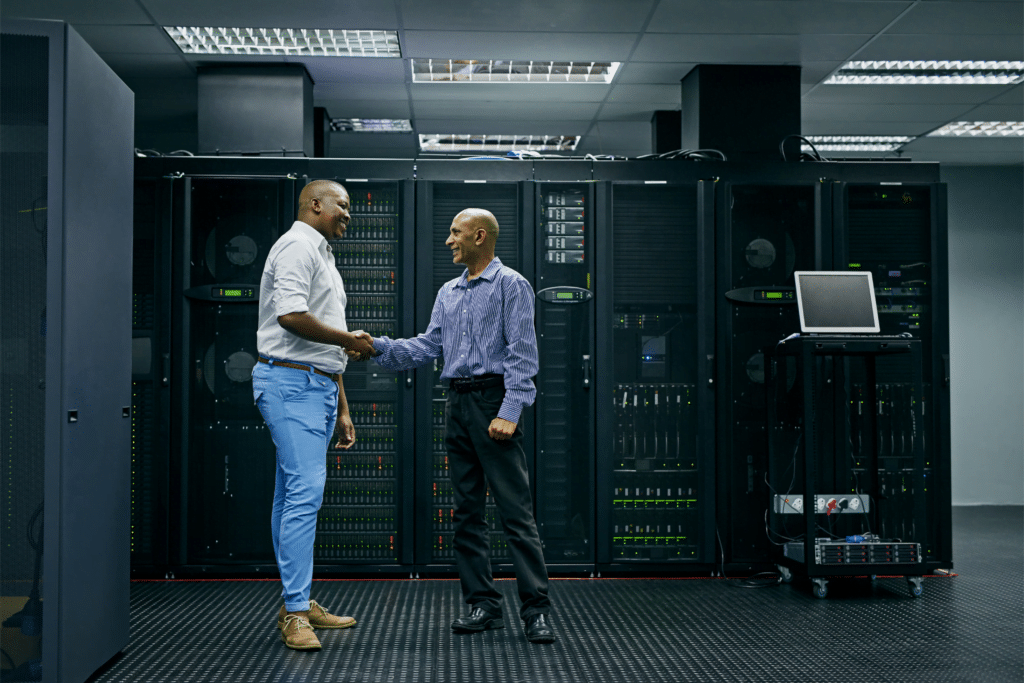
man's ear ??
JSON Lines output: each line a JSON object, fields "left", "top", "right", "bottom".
{"left": 476, "top": 228, "right": 487, "bottom": 245}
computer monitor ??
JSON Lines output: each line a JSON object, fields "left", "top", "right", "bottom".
{"left": 794, "top": 271, "right": 880, "bottom": 334}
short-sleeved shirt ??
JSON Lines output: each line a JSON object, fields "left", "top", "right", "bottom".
{"left": 256, "top": 220, "right": 349, "bottom": 374}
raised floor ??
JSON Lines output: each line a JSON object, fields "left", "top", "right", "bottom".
{"left": 89, "top": 506, "right": 1022, "bottom": 683}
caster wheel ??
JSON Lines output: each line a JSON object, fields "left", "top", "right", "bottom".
{"left": 909, "top": 583, "right": 923, "bottom": 597}
{"left": 813, "top": 583, "right": 828, "bottom": 599}
{"left": 777, "top": 565, "right": 793, "bottom": 584}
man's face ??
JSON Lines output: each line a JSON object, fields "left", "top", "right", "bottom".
{"left": 445, "top": 214, "right": 480, "bottom": 265}
{"left": 317, "top": 187, "right": 351, "bottom": 240}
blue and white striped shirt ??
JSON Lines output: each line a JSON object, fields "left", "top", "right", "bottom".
{"left": 372, "top": 257, "right": 538, "bottom": 424}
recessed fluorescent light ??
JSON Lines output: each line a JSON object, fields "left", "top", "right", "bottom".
{"left": 927, "top": 121, "right": 1024, "bottom": 137}
{"left": 802, "top": 136, "right": 914, "bottom": 152}
{"left": 412, "top": 60, "right": 619, "bottom": 83}
{"left": 163, "top": 27, "right": 400, "bottom": 57}
{"left": 825, "top": 61, "right": 1024, "bottom": 85}
{"left": 419, "top": 134, "right": 579, "bottom": 152}
{"left": 331, "top": 118, "right": 413, "bottom": 133}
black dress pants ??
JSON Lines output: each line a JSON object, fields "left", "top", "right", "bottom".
{"left": 444, "top": 384, "right": 550, "bottom": 619}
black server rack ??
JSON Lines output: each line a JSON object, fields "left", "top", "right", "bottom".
{"left": 175, "top": 175, "right": 297, "bottom": 566}
{"left": 317, "top": 178, "right": 415, "bottom": 568}
{"left": 130, "top": 177, "right": 172, "bottom": 568}
{"left": 717, "top": 180, "right": 826, "bottom": 565}
{"left": 595, "top": 174, "right": 716, "bottom": 569}
{"left": 533, "top": 182, "right": 596, "bottom": 565}
{"left": 414, "top": 172, "right": 535, "bottom": 570}
{"left": 833, "top": 182, "right": 952, "bottom": 568}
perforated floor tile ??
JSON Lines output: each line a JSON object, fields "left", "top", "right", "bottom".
{"left": 89, "top": 507, "right": 1022, "bottom": 683}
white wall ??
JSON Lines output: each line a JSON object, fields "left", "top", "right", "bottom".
{"left": 941, "top": 165, "right": 1024, "bottom": 505}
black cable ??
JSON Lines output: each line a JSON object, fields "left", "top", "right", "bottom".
{"left": 779, "top": 135, "right": 829, "bottom": 162}
{"left": 718, "top": 526, "right": 782, "bottom": 589}
{"left": 1, "top": 648, "right": 16, "bottom": 669}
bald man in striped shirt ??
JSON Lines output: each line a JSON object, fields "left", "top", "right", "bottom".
{"left": 355, "top": 208, "right": 555, "bottom": 644}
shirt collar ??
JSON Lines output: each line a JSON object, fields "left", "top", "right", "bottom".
{"left": 456, "top": 257, "right": 502, "bottom": 288}
{"left": 291, "top": 220, "right": 330, "bottom": 253}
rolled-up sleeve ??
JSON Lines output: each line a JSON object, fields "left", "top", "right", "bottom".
{"left": 271, "top": 241, "right": 315, "bottom": 318}
{"left": 498, "top": 276, "right": 538, "bottom": 424}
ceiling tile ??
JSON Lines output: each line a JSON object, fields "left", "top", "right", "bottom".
{"left": 648, "top": 1, "right": 911, "bottom": 35}
{"left": 410, "top": 82, "right": 609, "bottom": 102}
{"left": 141, "top": 0, "right": 398, "bottom": 29}
{"left": 398, "top": 0, "right": 656, "bottom": 32}
{"left": 632, "top": 33, "right": 868, "bottom": 63}
{"left": 583, "top": 121, "right": 651, "bottom": 148}
{"left": 955, "top": 104, "right": 1024, "bottom": 121}
{"left": 986, "top": 85, "right": 1023, "bottom": 106}
{"left": 606, "top": 84, "right": 680, "bottom": 104}
{"left": 414, "top": 99, "right": 602, "bottom": 120}
{"left": 805, "top": 84, "right": 1012, "bottom": 105}
{"left": 906, "top": 136, "right": 1024, "bottom": 153}
{"left": 99, "top": 53, "right": 196, "bottom": 79}
{"left": 802, "top": 102, "right": 976, "bottom": 122}
{"left": 801, "top": 120, "right": 950, "bottom": 136}
{"left": 615, "top": 62, "right": 696, "bottom": 84}
{"left": 600, "top": 102, "right": 669, "bottom": 122}
{"left": 2, "top": 0, "right": 151, "bottom": 24}
{"left": 73, "top": 25, "right": 180, "bottom": 54}
{"left": 857, "top": 33, "right": 1023, "bottom": 60}
{"left": 893, "top": 1, "right": 1022, "bottom": 35}
{"left": 316, "top": 82, "right": 408, "bottom": 101}
{"left": 297, "top": 57, "right": 407, "bottom": 84}
{"left": 402, "top": 31, "right": 637, "bottom": 60}
{"left": 314, "top": 99, "right": 412, "bottom": 119}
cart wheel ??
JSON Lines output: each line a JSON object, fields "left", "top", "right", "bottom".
{"left": 777, "top": 565, "right": 793, "bottom": 584}
{"left": 812, "top": 580, "right": 828, "bottom": 599}
{"left": 907, "top": 577, "right": 924, "bottom": 597}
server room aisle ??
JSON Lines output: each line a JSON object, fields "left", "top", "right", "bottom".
{"left": 88, "top": 507, "right": 1021, "bottom": 683}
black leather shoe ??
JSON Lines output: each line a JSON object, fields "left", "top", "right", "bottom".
{"left": 451, "top": 608, "right": 503, "bottom": 633}
{"left": 524, "top": 614, "right": 556, "bottom": 643}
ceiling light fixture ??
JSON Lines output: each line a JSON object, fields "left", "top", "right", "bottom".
{"left": 824, "top": 61, "right": 1024, "bottom": 85}
{"left": 927, "top": 121, "right": 1024, "bottom": 137}
{"left": 418, "top": 134, "right": 579, "bottom": 152}
{"left": 163, "top": 27, "right": 401, "bottom": 57}
{"left": 331, "top": 118, "right": 413, "bottom": 133}
{"left": 412, "top": 59, "right": 619, "bottom": 83}
{"left": 802, "top": 135, "right": 915, "bottom": 152}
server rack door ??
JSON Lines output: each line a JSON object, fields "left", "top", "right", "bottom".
{"left": 717, "top": 181, "right": 826, "bottom": 565}
{"left": 414, "top": 181, "right": 534, "bottom": 568}
{"left": 599, "top": 181, "right": 712, "bottom": 566}
{"left": 534, "top": 183, "right": 595, "bottom": 564}
{"left": 833, "top": 182, "right": 952, "bottom": 568}
{"left": 176, "top": 177, "right": 296, "bottom": 567}
{"left": 318, "top": 180, "right": 412, "bottom": 567}
{"left": 131, "top": 176, "right": 172, "bottom": 570}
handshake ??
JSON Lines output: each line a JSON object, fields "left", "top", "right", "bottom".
{"left": 344, "top": 330, "right": 378, "bottom": 362}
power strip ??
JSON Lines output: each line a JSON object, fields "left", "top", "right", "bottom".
{"left": 773, "top": 494, "right": 871, "bottom": 515}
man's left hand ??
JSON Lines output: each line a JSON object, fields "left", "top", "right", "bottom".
{"left": 488, "top": 418, "right": 516, "bottom": 441}
{"left": 333, "top": 412, "right": 356, "bottom": 449}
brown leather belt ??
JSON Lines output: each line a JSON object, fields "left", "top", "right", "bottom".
{"left": 258, "top": 356, "right": 341, "bottom": 382}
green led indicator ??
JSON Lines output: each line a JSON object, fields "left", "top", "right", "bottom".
{"left": 556, "top": 291, "right": 573, "bottom": 299}
{"left": 765, "top": 292, "right": 782, "bottom": 299}
{"left": 849, "top": 263, "right": 861, "bottom": 268}
{"left": 222, "top": 289, "right": 243, "bottom": 297}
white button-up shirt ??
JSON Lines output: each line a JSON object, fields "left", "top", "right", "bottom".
{"left": 257, "top": 221, "right": 348, "bottom": 373}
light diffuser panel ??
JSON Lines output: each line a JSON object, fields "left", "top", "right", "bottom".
{"left": 419, "top": 134, "right": 579, "bottom": 152}
{"left": 412, "top": 60, "right": 619, "bottom": 83}
{"left": 164, "top": 27, "right": 401, "bottom": 57}
{"left": 927, "top": 122, "right": 1024, "bottom": 137}
{"left": 825, "top": 61, "right": 1024, "bottom": 85}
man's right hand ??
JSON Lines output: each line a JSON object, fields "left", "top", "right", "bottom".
{"left": 342, "top": 331, "right": 376, "bottom": 361}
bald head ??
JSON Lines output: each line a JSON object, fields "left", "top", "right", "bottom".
{"left": 455, "top": 208, "right": 499, "bottom": 246}
{"left": 297, "top": 179, "right": 350, "bottom": 241}
{"left": 299, "top": 180, "right": 346, "bottom": 213}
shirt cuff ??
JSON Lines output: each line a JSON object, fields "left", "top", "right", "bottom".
{"left": 497, "top": 397, "right": 524, "bottom": 424}
{"left": 371, "top": 336, "right": 393, "bottom": 365}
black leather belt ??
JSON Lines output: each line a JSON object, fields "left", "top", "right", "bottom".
{"left": 258, "top": 356, "right": 341, "bottom": 382}
{"left": 449, "top": 374, "right": 504, "bottom": 394}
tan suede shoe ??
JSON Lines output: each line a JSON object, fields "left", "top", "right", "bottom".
{"left": 280, "top": 615, "right": 321, "bottom": 651}
{"left": 277, "top": 600, "right": 356, "bottom": 630}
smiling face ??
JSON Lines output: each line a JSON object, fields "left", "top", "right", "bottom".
{"left": 317, "top": 185, "right": 351, "bottom": 240}
{"left": 445, "top": 212, "right": 484, "bottom": 266}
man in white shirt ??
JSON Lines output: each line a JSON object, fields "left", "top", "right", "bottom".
{"left": 252, "top": 179, "right": 375, "bottom": 651}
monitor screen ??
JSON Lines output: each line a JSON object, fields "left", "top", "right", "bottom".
{"left": 794, "top": 271, "right": 880, "bottom": 333}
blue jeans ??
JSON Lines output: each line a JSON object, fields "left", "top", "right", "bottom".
{"left": 252, "top": 361, "right": 338, "bottom": 612}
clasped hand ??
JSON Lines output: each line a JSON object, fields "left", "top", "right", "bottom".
{"left": 345, "top": 330, "right": 377, "bottom": 361}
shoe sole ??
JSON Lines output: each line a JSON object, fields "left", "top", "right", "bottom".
{"left": 278, "top": 619, "right": 357, "bottom": 631}
{"left": 280, "top": 633, "right": 322, "bottom": 651}
{"left": 451, "top": 619, "right": 504, "bottom": 633}
{"left": 527, "top": 634, "right": 556, "bottom": 644}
